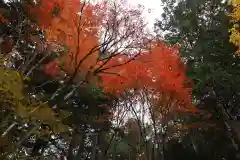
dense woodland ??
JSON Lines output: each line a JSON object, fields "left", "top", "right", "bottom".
{"left": 0, "top": 0, "right": 240, "bottom": 159}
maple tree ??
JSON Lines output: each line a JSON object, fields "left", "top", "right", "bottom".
{"left": 30, "top": 0, "right": 194, "bottom": 104}
{"left": 24, "top": 0, "right": 198, "bottom": 133}
{"left": 0, "top": 0, "right": 196, "bottom": 123}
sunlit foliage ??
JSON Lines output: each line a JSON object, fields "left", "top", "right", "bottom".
{"left": 229, "top": 0, "right": 240, "bottom": 53}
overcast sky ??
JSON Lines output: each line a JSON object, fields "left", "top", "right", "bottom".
{"left": 125, "top": 0, "right": 163, "bottom": 32}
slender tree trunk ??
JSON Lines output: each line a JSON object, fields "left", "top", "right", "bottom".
{"left": 67, "top": 129, "right": 80, "bottom": 160}
{"left": 91, "top": 133, "right": 99, "bottom": 160}
{"left": 113, "top": 137, "right": 116, "bottom": 160}
{"left": 151, "top": 142, "right": 155, "bottom": 160}
{"left": 161, "top": 134, "right": 166, "bottom": 160}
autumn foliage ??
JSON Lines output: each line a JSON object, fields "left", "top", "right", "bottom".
{"left": 100, "top": 41, "right": 195, "bottom": 110}
{"left": 24, "top": 0, "right": 196, "bottom": 112}
{"left": 229, "top": 0, "right": 240, "bottom": 53}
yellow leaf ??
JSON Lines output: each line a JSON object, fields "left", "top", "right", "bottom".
{"left": 0, "top": 68, "right": 24, "bottom": 99}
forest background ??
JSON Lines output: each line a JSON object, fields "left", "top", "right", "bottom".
{"left": 0, "top": 0, "right": 240, "bottom": 160}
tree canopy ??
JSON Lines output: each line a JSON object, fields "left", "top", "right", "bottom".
{"left": 0, "top": 0, "right": 239, "bottom": 159}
